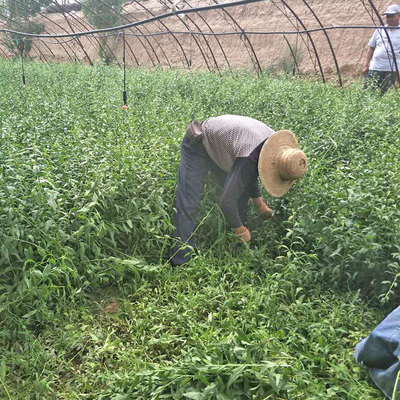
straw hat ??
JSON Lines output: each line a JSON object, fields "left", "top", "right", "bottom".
{"left": 258, "top": 130, "right": 307, "bottom": 197}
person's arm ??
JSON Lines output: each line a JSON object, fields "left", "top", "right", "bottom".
{"left": 219, "top": 158, "right": 258, "bottom": 241}
{"left": 363, "top": 46, "right": 375, "bottom": 76}
{"left": 253, "top": 197, "right": 274, "bottom": 220}
{"left": 363, "top": 30, "right": 378, "bottom": 76}
{"left": 244, "top": 175, "right": 273, "bottom": 219}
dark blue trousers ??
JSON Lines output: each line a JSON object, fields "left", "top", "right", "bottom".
{"left": 364, "top": 70, "right": 397, "bottom": 94}
{"left": 354, "top": 306, "right": 400, "bottom": 399}
{"left": 169, "top": 136, "right": 230, "bottom": 265}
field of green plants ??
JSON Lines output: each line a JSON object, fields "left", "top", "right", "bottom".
{"left": 1, "top": 58, "right": 400, "bottom": 399}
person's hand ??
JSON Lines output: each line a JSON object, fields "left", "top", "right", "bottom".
{"left": 256, "top": 203, "right": 275, "bottom": 220}
{"left": 253, "top": 197, "right": 274, "bottom": 220}
{"left": 232, "top": 226, "right": 251, "bottom": 243}
{"left": 362, "top": 65, "right": 369, "bottom": 76}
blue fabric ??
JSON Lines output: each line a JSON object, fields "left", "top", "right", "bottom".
{"left": 169, "top": 134, "right": 262, "bottom": 265}
{"left": 169, "top": 136, "right": 216, "bottom": 266}
{"left": 364, "top": 70, "right": 397, "bottom": 94}
{"left": 169, "top": 134, "right": 255, "bottom": 265}
{"left": 354, "top": 306, "right": 400, "bottom": 399}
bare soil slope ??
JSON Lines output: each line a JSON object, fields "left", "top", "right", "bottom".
{"left": 1, "top": 0, "right": 392, "bottom": 81}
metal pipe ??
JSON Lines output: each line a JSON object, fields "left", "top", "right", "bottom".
{"left": 74, "top": 0, "right": 158, "bottom": 67}
{"left": 132, "top": 0, "right": 190, "bottom": 68}
{"left": 365, "top": 0, "right": 400, "bottom": 87}
{"left": 0, "top": 0, "right": 270, "bottom": 38}
{"left": 156, "top": 0, "right": 211, "bottom": 71}
{"left": 0, "top": 3, "right": 75, "bottom": 61}
{"left": 209, "top": 0, "right": 261, "bottom": 74}
{"left": 275, "top": 0, "right": 325, "bottom": 82}
{"left": 301, "top": 0, "right": 342, "bottom": 87}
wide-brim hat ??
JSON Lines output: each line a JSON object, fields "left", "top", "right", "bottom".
{"left": 258, "top": 130, "right": 307, "bottom": 197}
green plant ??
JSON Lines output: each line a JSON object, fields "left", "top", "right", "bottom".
{"left": 0, "top": 59, "right": 397, "bottom": 399}
{"left": 0, "top": 0, "right": 49, "bottom": 55}
{"left": 82, "top": 0, "right": 124, "bottom": 65}
{"left": 278, "top": 43, "right": 302, "bottom": 76}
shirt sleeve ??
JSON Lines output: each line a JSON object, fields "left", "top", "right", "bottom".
{"left": 368, "top": 29, "right": 378, "bottom": 48}
{"left": 219, "top": 157, "right": 259, "bottom": 229}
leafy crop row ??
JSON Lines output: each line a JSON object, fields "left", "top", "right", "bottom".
{"left": 0, "top": 59, "right": 399, "bottom": 398}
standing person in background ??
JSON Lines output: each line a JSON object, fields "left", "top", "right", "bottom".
{"left": 363, "top": 4, "right": 400, "bottom": 94}
{"left": 169, "top": 115, "right": 308, "bottom": 266}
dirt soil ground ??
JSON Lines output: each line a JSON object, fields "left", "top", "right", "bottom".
{"left": 0, "top": 0, "right": 394, "bottom": 83}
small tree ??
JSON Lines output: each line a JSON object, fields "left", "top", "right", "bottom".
{"left": 1, "top": 0, "right": 49, "bottom": 56}
{"left": 83, "top": 0, "right": 123, "bottom": 65}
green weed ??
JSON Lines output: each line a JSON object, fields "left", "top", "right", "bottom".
{"left": 0, "top": 59, "right": 396, "bottom": 398}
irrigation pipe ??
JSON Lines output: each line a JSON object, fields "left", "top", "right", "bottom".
{"left": 0, "top": 0, "right": 267, "bottom": 38}
{"left": 3, "top": 24, "right": 400, "bottom": 39}
{"left": 302, "top": 0, "right": 342, "bottom": 87}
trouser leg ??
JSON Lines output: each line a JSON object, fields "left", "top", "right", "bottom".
{"left": 169, "top": 136, "right": 212, "bottom": 265}
{"left": 364, "top": 70, "right": 380, "bottom": 91}
{"left": 354, "top": 306, "right": 400, "bottom": 398}
{"left": 364, "top": 70, "right": 396, "bottom": 94}
{"left": 380, "top": 72, "right": 397, "bottom": 94}
{"left": 211, "top": 165, "right": 228, "bottom": 189}
{"left": 237, "top": 192, "right": 250, "bottom": 224}
{"left": 212, "top": 167, "right": 249, "bottom": 227}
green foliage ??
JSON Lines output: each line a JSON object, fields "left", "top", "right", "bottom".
{"left": 82, "top": 0, "right": 124, "bottom": 64}
{"left": 82, "top": 0, "right": 123, "bottom": 29}
{"left": 279, "top": 44, "right": 302, "bottom": 76}
{"left": 0, "top": 59, "right": 398, "bottom": 398}
{"left": 5, "top": 0, "right": 47, "bottom": 18}
{"left": 0, "top": 0, "right": 48, "bottom": 55}
{"left": 4, "top": 21, "right": 45, "bottom": 54}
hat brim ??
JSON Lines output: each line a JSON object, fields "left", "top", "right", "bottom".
{"left": 258, "top": 130, "right": 299, "bottom": 197}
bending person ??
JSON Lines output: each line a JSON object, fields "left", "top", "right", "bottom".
{"left": 169, "top": 114, "right": 307, "bottom": 266}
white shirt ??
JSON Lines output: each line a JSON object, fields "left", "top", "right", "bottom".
{"left": 369, "top": 25, "right": 400, "bottom": 71}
